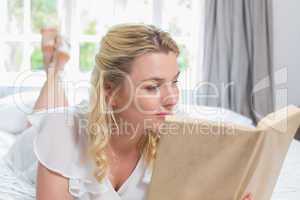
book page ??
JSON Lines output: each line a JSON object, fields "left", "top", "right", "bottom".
{"left": 147, "top": 105, "right": 300, "bottom": 200}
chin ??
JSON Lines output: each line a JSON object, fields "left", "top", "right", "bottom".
{"left": 142, "top": 117, "right": 162, "bottom": 133}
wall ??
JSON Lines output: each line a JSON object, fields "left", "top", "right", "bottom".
{"left": 273, "top": 0, "right": 300, "bottom": 106}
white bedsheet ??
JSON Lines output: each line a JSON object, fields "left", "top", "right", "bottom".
{"left": 0, "top": 130, "right": 16, "bottom": 158}
{"left": 272, "top": 140, "right": 300, "bottom": 199}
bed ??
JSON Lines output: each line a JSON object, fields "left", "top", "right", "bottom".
{"left": 0, "top": 91, "right": 299, "bottom": 199}
{"left": 0, "top": 130, "right": 16, "bottom": 158}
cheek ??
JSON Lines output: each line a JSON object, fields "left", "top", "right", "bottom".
{"left": 133, "top": 91, "right": 161, "bottom": 115}
{"left": 113, "top": 89, "right": 160, "bottom": 121}
{"left": 172, "top": 87, "right": 180, "bottom": 102}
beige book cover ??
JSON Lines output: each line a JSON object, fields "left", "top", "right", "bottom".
{"left": 147, "top": 105, "right": 300, "bottom": 200}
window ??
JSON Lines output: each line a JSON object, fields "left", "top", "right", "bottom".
{"left": 0, "top": 0, "right": 63, "bottom": 86}
{"left": 0, "top": 0, "right": 205, "bottom": 92}
{"left": 161, "top": 0, "right": 205, "bottom": 90}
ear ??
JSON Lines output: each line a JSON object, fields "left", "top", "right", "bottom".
{"left": 104, "top": 82, "right": 118, "bottom": 107}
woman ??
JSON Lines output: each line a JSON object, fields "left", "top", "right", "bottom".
{"left": 0, "top": 24, "right": 253, "bottom": 200}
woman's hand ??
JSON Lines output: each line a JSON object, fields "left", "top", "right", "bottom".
{"left": 41, "top": 27, "right": 57, "bottom": 71}
{"left": 242, "top": 192, "right": 253, "bottom": 200}
{"left": 40, "top": 27, "right": 70, "bottom": 76}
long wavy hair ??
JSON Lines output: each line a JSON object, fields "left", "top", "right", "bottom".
{"left": 87, "top": 23, "right": 179, "bottom": 183}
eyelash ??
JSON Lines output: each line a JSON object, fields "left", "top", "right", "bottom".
{"left": 146, "top": 80, "right": 179, "bottom": 91}
{"left": 172, "top": 80, "right": 179, "bottom": 85}
{"left": 146, "top": 85, "right": 159, "bottom": 91}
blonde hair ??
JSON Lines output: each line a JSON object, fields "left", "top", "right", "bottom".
{"left": 87, "top": 23, "right": 179, "bottom": 183}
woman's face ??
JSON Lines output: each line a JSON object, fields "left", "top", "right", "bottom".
{"left": 111, "top": 51, "right": 180, "bottom": 136}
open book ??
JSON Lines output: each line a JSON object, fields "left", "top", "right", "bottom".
{"left": 146, "top": 105, "right": 300, "bottom": 200}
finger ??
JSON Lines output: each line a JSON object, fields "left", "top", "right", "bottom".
{"left": 242, "top": 193, "right": 251, "bottom": 200}
{"left": 248, "top": 193, "right": 253, "bottom": 200}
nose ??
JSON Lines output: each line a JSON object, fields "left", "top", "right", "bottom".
{"left": 161, "top": 84, "right": 179, "bottom": 110}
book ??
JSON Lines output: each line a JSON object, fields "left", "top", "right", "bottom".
{"left": 146, "top": 105, "right": 300, "bottom": 200}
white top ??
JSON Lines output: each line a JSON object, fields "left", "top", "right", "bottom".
{"left": 2, "top": 105, "right": 153, "bottom": 200}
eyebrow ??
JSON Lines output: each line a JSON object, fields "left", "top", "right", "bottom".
{"left": 141, "top": 71, "right": 181, "bottom": 82}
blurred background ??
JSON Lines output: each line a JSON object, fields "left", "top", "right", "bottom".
{"left": 0, "top": 0, "right": 299, "bottom": 110}
{"left": 0, "top": 0, "right": 205, "bottom": 100}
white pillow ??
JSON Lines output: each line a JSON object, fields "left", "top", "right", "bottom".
{"left": 175, "top": 104, "right": 255, "bottom": 128}
{"left": 0, "top": 90, "right": 254, "bottom": 134}
{"left": 0, "top": 91, "right": 38, "bottom": 134}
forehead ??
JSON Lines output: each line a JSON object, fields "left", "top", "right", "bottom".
{"left": 129, "top": 52, "right": 179, "bottom": 83}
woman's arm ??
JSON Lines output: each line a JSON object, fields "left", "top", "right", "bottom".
{"left": 33, "top": 71, "right": 68, "bottom": 111}
{"left": 28, "top": 31, "right": 69, "bottom": 127}
{"left": 35, "top": 29, "right": 72, "bottom": 199}
{"left": 33, "top": 31, "right": 69, "bottom": 111}
{"left": 36, "top": 162, "right": 73, "bottom": 200}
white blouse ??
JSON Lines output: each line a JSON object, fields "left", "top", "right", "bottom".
{"left": 1, "top": 105, "right": 153, "bottom": 200}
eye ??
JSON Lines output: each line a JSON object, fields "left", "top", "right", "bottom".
{"left": 172, "top": 80, "right": 179, "bottom": 86}
{"left": 145, "top": 85, "right": 160, "bottom": 92}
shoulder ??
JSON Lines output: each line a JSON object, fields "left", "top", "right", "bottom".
{"left": 31, "top": 103, "right": 93, "bottom": 180}
{"left": 28, "top": 101, "right": 89, "bottom": 136}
